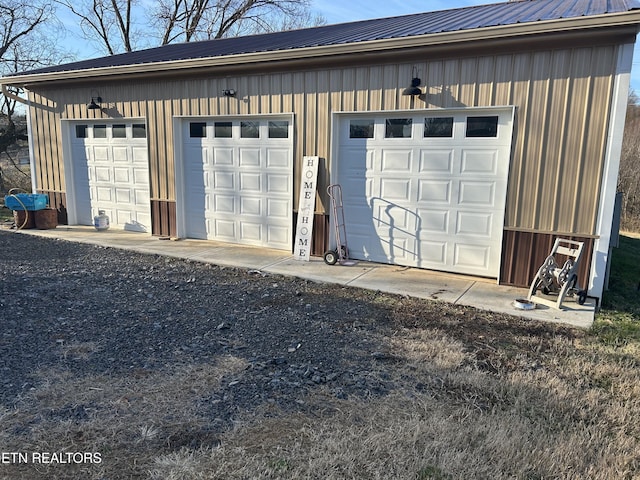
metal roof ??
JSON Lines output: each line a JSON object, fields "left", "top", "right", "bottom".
{"left": 10, "top": 0, "right": 640, "bottom": 77}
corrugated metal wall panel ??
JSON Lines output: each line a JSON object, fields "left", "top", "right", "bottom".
{"left": 27, "top": 38, "right": 620, "bottom": 251}
{"left": 501, "top": 230, "right": 594, "bottom": 289}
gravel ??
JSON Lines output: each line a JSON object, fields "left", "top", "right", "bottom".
{"left": 0, "top": 229, "right": 574, "bottom": 434}
{"left": 0, "top": 230, "right": 409, "bottom": 414}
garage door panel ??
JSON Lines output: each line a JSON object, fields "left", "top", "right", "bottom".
{"left": 458, "top": 181, "right": 496, "bottom": 207}
{"left": 239, "top": 172, "right": 261, "bottom": 192}
{"left": 418, "top": 241, "right": 447, "bottom": 265}
{"left": 240, "top": 221, "right": 262, "bottom": 242}
{"left": 338, "top": 109, "right": 513, "bottom": 276}
{"left": 96, "top": 187, "right": 112, "bottom": 202}
{"left": 240, "top": 197, "right": 262, "bottom": 216}
{"left": 214, "top": 218, "right": 236, "bottom": 240}
{"left": 419, "top": 150, "right": 454, "bottom": 173}
{"left": 381, "top": 236, "right": 415, "bottom": 262}
{"left": 240, "top": 148, "right": 261, "bottom": 167}
{"left": 182, "top": 117, "right": 293, "bottom": 249}
{"left": 93, "top": 146, "right": 110, "bottom": 162}
{"left": 381, "top": 149, "right": 412, "bottom": 172}
{"left": 454, "top": 243, "right": 490, "bottom": 270}
{"left": 268, "top": 225, "right": 290, "bottom": 247}
{"left": 380, "top": 178, "right": 411, "bottom": 201}
{"left": 113, "top": 147, "right": 129, "bottom": 162}
{"left": 214, "top": 171, "right": 235, "bottom": 190}
{"left": 455, "top": 211, "right": 492, "bottom": 237}
{"left": 133, "top": 168, "right": 149, "bottom": 185}
{"left": 267, "top": 174, "right": 290, "bottom": 194}
{"left": 95, "top": 167, "right": 111, "bottom": 182}
{"left": 267, "top": 198, "right": 290, "bottom": 219}
{"left": 115, "top": 188, "right": 131, "bottom": 203}
{"left": 69, "top": 122, "right": 151, "bottom": 232}
{"left": 213, "top": 148, "right": 234, "bottom": 166}
{"left": 418, "top": 180, "right": 451, "bottom": 204}
{"left": 461, "top": 149, "right": 499, "bottom": 175}
{"left": 418, "top": 209, "right": 449, "bottom": 234}
{"left": 134, "top": 189, "right": 149, "bottom": 206}
{"left": 214, "top": 194, "right": 235, "bottom": 213}
{"left": 267, "top": 149, "right": 291, "bottom": 168}
{"left": 114, "top": 168, "right": 130, "bottom": 183}
{"left": 132, "top": 147, "right": 148, "bottom": 164}
{"left": 372, "top": 202, "right": 418, "bottom": 232}
{"left": 339, "top": 147, "right": 373, "bottom": 172}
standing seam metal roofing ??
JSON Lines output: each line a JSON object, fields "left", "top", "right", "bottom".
{"left": 11, "top": 0, "right": 640, "bottom": 77}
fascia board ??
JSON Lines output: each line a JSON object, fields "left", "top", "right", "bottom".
{"left": 3, "top": 11, "right": 640, "bottom": 87}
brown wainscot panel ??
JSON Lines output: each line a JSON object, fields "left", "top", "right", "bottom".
{"left": 500, "top": 230, "right": 594, "bottom": 290}
{"left": 38, "top": 190, "right": 68, "bottom": 225}
{"left": 151, "top": 200, "right": 177, "bottom": 237}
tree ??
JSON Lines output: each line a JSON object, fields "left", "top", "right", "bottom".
{"left": 56, "top": 0, "right": 324, "bottom": 55}
{"left": 54, "top": 0, "right": 137, "bottom": 54}
{"left": 1, "top": 0, "right": 60, "bottom": 193}
{"left": 155, "top": 0, "right": 324, "bottom": 45}
{"left": 618, "top": 90, "right": 640, "bottom": 231}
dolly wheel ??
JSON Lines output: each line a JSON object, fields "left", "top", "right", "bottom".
{"left": 323, "top": 250, "right": 338, "bottom": 265}
{"left": 578, "top": 290, "right": 588, "bottom": 305}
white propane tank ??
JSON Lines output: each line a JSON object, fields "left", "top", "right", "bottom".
{"left": 94, "top": 210, "right": 110, "bottom": 231}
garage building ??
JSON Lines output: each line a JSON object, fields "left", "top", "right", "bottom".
{"left": 2, "top": 0, "right": 639, "bottom": 301}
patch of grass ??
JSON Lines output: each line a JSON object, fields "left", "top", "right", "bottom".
{"left": 594, "top": 233, "right": 640, "bottom": 347}
{"left": 416, "top": 465, "right": 451, "bottom": 479}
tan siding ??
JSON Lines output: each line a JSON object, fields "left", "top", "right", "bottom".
{"left": 459, "top": 57, "right": 478, "bottom": 106}
{"left": 26, "top": 39, "right": 620, "bottom": 238}
{"left": 527, "top": 52, "right": 552, "bottom": 231}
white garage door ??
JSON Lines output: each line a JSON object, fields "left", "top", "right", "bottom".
{"left": 69, "top": 122, "right": 151, "bottom": 232}
{"left": 336, "top": 108, "right": 514, "bottom": 277}
{"left": 181, "top": 117, "right": 293, "bottom": 250}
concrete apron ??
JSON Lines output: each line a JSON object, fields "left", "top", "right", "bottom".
{"left": 13, "top": 226, "right": 596, "bottom": 329}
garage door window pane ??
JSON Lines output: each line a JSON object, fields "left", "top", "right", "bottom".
{"left": 113, "top": 124, "right": 127, "bottom": 138}
{"left": 385, "top": 118, "right": 412, "bottom": 138}
{"left": 350, "top": 119, "right": 374, "bottom": 138}
{"left": 424, "top": 117, "right": 454, "bottom": 137}
{"left": 132, "top": 124, "right": 146, "bottom": 138}
{"left": 466, "top": 116, "right": 498, "bottom": 137}
{"left": 241, "top": 121, "right": 260, "bottom": 138}
{"left": 190, "top": 122, "right": 207, "bottom": 138}
{"left": 75, "top": 125, "right": 88, "bottom": 138}
{"left": 269, "top": 121, "right": 289, "bottom": 138}
{"left": 93, "top": 125, "right": 107, "bottom": 138}
{"left": 214, "top": 122, "right": 232, "bottom": 138}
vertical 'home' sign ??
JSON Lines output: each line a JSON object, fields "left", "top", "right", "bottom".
{"left": 294, "top": 156, "right": 319, "bottom": 261}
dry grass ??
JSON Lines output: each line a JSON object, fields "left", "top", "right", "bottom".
{"left": 3, "top": 321, "right": 639, "bottom": 480}
{"left": 142, "top": 329, "right": 640, "bottom": 480}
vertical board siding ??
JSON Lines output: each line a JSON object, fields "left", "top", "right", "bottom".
{"left": 28, "top": 40, "right": 618, "bottom": 247}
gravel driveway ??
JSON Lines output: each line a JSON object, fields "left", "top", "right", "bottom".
{"left": 1, "top": 229, "right": 426, "bottom": 410}
{"left": 0, "top": 229, "right": 579, "bottom": 479}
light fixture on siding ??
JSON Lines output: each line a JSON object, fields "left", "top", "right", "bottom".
{"left": 222, "top": 89, "right": 236, "bottom": 97}
{"left": 402, "top": 67, "right": 423, "bottom": 96}
{"left": 402, "top": 77, "right": 422, "bottom": 96}
{"left": 87, "top": 96, "right": 102, "bottom": 110}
